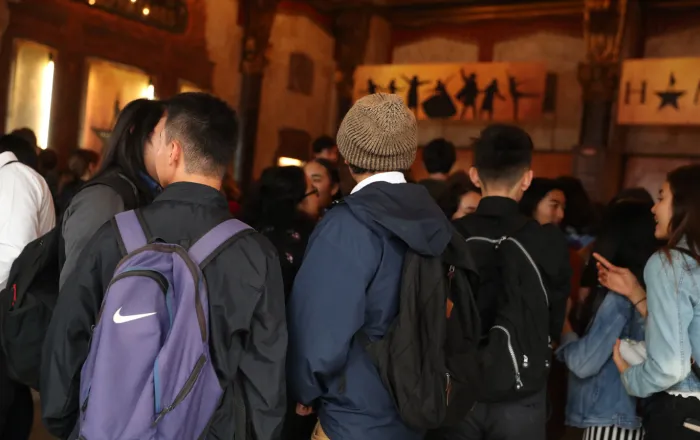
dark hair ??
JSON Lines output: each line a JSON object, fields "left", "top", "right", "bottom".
{"left": 93, "top": 99, "right": 164, "bottom": 196}
{"left": 68, "top": 149, "right": 100, "bottom": 179}
{"left": 312, "top": 136, "right": 336, "bottom": 154}
{"left": 312, "top": 158, "right": 340, "bottom": 185}
{"left": 472, "top": 124, "right": 533, "bottom": 187}
{"left": 440, "top": 170, "right": 481, "bottom": 218}
{"left": 348, "top": 164, "right": 374, "bottom": 175}
{"left": 0, "top": 134, "right": 37, "bottom": 170}
{"left": 611, "top": 187, "right": 653, "bottom": 205}
{"left": 38, "top": 149, "right": 58, "bottom": 172}
{"left": 11, "top": 127, "right": 37, "bottom": 147}
{"left": 240, "top": 166, "right": 310, "bottom": 228}
{"left": 164, "top": 92, "right": 238, "bottom": 177}
{"left": 423, "top": 138, "right": 456, "bottom": 174}
{"left": 665, "top": 164, "right": 700, "bottom": 263}
{"left": 571, "top": 200, "right": 658, "bottom": 335}
{"left": 556, "top": 176, "right": 597, "bottom": 234}
{"left": 519, "top": 178, "right": 563, "bottom": 218}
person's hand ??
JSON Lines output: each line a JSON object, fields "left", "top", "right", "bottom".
{"left": 296, "top": 403, "right": 314, "bottom": 416}
{"left": 613, "top": 339, "right": 630, "bottom": 373}
{"left": 593, "top": 253, "right": 645, "bottom": 301}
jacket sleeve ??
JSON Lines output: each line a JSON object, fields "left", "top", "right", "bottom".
{"left": 60, "top": 185, "right": 124, "bottom": 288}
{"left": 622, "top": 251, "right": 695, "bottom": 397}
{"left": 556, "top": 293, "right": 629, "bottom": 379}
{"left": 287, "top": 211, "right": 380, "bottom": 405}
{"left": 237, "top": 247, "right": 287, "bottom": 440}
{"left": 40, "top": 224, "right": 118, "bottom": 439}
{"left": 0, "top": 169, "right": 55, "bottom": 289}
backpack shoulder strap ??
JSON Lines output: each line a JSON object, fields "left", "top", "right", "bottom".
{"left": 0, "top": 160, "right": 17, "bottom": 170}
{"left": 114, "top": 210, "right": 148, "bottom": 254}
{"left": 188, "top": 219, "right": 253, "bottom": 268}
{"left": 83, "top": 173, "right": 140, "bottom": 210}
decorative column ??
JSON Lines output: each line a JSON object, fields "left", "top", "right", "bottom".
{"left": 49, "top": 49, "right": 85, "bottom": 166}
{"left": 234, "top": 0, "right": 279, "bottom": 191}
{"left": 574, "top": 0, "right": 630, "bottom": 201}
{"left": 334, "top": 9, "right": 372, "bottom": 126}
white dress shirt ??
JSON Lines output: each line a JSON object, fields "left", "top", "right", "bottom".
{"left": 350, "top": 171, "right": 407, "bottom": 194}
{"left": 0, "top": 151, "right": 55, "bottom": 289}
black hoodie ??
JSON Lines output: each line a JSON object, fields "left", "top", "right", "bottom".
{"left": 287, "top": 181, "right": 452, "bottom": 440}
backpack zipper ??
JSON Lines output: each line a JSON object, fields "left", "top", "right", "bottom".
{"left": 464, "top": 236, "right": 549, "bottom": 306}
{"left": 153, "top": 354, "right": 207, "bottom": 425}
{"left": 491, "top": 325, "right": 524, "bottom": 390}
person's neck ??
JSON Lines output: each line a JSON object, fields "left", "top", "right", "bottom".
{"left": 353, "top": 171, "right": 384, "bottom": 184}
{"left": 481, "top": 187, "right": 521, "bottom": 201}
{"left": 167, "top": 174, "right": 222, "bottom": 191}
{"left": 428, "top": 173, "right": 448, "bottom": 181}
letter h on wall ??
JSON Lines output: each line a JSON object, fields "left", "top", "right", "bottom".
{"left": 624, "top": 80, "right": 646, "bottom": 104}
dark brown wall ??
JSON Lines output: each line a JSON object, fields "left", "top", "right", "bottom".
{"left": 0, "top": 0, "right": 213, "bottom": 165}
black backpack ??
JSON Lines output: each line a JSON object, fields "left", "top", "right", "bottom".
{"left": 462, "top": 218, "right": 552, "bottom": 403}
{"left": 0, "top": 173, "right": 139, "bottom": 389}
{"left": 362, "top": 230, "right": 482, "bottom": 430}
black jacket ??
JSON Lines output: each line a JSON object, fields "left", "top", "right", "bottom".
{"left": 40, "top": 182, "right": 287, "bottom": 440}
{"left": 453, "top": 196, "right": 572, "bottom": 343}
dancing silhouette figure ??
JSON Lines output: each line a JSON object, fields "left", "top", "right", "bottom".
{"left": 508, "top": 75, "right": 539, "bottom": 120}
{"left": 455, "top": 69, "right": 479, "bottom": 120}
{"left": 387, "top": 79, "right": 404, "bottom": 95}
{"left": 481, "top": 79, "right": 506, "bottom": 120}
{"left": 422, "top": 77, "right": 457, "bottom": 119}
{"left": 365, "top": 79, "right": 380, "bottom": 95}
{"left": 402, "top": 75, "right": 430, "bottom": 112}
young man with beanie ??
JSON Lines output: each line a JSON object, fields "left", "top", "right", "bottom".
{"left": 288, "top": 94, "right": 453, "bottom": 440}
{"left": 446, "top": 124, "right": 571, "bottom": 440}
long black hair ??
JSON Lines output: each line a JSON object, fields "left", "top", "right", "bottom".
{"left": 570, "top": 200, "right": 658, "bottom": 335}
{"left": 240, "top": 166, "right": 313, "bottom": 229}
{"left": 92, "top": 98, "right": 164, "bottom": 198}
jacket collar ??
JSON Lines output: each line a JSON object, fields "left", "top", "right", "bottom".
{"left": 474, "top": 196, "right": 520, "bottom": 218}
{"left": 155, "top": 182, "right": 228, "bottom": 210}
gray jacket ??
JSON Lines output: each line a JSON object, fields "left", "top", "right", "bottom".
{"left": 59, "top": 185, "right": 125, "bottom": 288}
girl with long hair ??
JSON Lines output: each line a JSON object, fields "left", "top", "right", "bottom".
{"left": 59, "top": 99, "right": 164, "bottom": 286}
{"left": 558, "top": 200, "right": 658, "bottom": 440}
{"left": 596, "top": 164, "right": 700, "bottom": 439}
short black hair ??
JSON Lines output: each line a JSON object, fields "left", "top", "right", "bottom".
{"left": 38, "top": 149, "right": 58, "bottom": 171}
{"left": 348, "top": 164, "right": 375, "bottom": 175}
{"left": 165, "top": 92, "right": 238, "bottom": 177}
{"left": 473, "top": 124, "right": 533, "bottom": 187}
{"left": 0, "top": 134, "right": 37, "bottom": 170}
{"left": 11, "top": 127, "right": 37, "bottom": 147}
{"left": 312, "top": 136, "right": 336, "bottom": 154}
{"left": 423, "top": 138, "right": 456, "bottom": 174}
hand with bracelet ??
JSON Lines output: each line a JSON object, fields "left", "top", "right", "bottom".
{"left": 593, "top": 253, "right": 648, "bottom": 318}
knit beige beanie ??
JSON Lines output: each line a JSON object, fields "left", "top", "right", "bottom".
{"left": 337, "top": 93, "right": 417, "bottom": 172}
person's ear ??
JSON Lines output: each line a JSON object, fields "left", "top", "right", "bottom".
{"left": 331, "top": 183, "right": 339, "bottom": 196}
{"left": 521, "top": 169, "right": 534, "bottom": 192}
{"left": 468, "top": 167, "right": 482, "bottom": 188}
{"left": 169, "top": 140, "right": 182, "bottom": 166}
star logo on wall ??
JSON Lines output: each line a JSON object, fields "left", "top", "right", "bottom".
{"left": 656, "top": 73, "right": 686, "bottom": 110}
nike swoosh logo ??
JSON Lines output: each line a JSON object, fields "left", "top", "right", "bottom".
{"left": 113, "top": 307, "right": 157, "bottom": 324}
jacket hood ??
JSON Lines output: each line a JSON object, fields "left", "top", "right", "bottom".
{"left": 343, "top": 182, "right": 452, "bottom": 256}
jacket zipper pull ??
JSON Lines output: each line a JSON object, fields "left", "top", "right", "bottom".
{"left": 523, "top": 355, "right": 529, "bottom": 368}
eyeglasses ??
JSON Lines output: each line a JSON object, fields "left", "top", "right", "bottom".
{"left": 301, "top": 187, "right": 319, "bottom": 200}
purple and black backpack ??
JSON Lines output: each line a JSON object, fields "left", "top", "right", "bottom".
{"left": 77, "top": 209, "right": 251, "bottom": 439}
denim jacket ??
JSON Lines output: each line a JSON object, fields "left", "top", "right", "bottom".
{"left": 622, "top": 247, "right": 700, "bottom": 397}
{"left": 557, "top": 292, "right": 644, "bottom": 429}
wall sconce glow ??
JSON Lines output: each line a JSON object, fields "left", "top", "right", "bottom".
{"left": 278, "top": 157, "right": 304, "bottom": 167}
{"left": 88, "top": 0, "right": 95, "bottom": 5}
{"left": 142, "top": 80, "right": 155, "bottom": 100}
{"left": 130, "top": 0, "right": 137, "bottom": 2}
{"left": 142, "top": 6, "right": 150, "bottom": 16}
{"left": 38, "top": 55, "right": 55, "bottom": 150}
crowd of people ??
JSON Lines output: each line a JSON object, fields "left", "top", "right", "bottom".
{"left": 0, "top": 91, "right": 699, "bottom": 440}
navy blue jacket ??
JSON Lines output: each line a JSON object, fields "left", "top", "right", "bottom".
{"left": 288, "top": 181, "right": 452, "bottom": 440}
